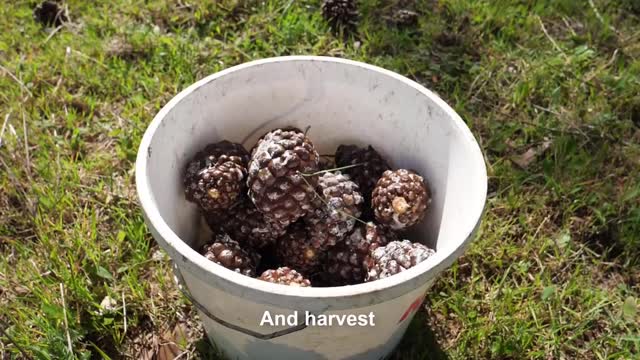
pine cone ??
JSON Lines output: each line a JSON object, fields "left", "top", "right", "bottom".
{"left": 186, "top": 140, "right": 250, "bottom": 171}
{"left": 203, "top": 140, "right": 250, "bottom": 163}
{"left": 364, "top": 240, "right": 434, "bottom": 281}
{"left": 184, "top": 155, "right": 247, "bottom": 211}
{"left": 247, "top": 128, "right": 320, "bottom": 227}
{"left": 277, "top": 222, "right": 323, "bottom": 275}
{"left": 389, "top": 9, "right": 419, "bottom": 28}
{"left": 259, "top": 267, "right": 311, "bottom": 287}
{"left": 372, "top": 169, "right": 430, "bottom": 230}
{"left": 201, "top": 234, "right": 259, "bottom": 277}
{"left": 325, "top": 222, "right": 398, "bottom": 285}
{"left": 322, "top": 0, "right": 359, "bottom": 32}
{"left": 335, "top": 145, "right": 391, "bottom": 204}
{"left": 184, "top": 141, "right": 249, "bottom": 211}
{"left": 305, "top": 171, "right": 364, "bottom": 249}
{"left": 204, "top": 197, "right": 287, "bottom": 250}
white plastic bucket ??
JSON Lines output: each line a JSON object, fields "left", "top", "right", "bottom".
{"left": 135, "top": 56, "right": 487, "bottom": 360}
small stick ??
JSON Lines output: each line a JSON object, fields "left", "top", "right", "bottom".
{"left": 281, "top": 0, "right": 295, "bottom": 14}
{"left": 584, "top": 48, "right": 619, "bottom": 82}
{"left": 0, "top": 318, "right": 34, "bottom": 360}
{"left": 122, "top": 292, "right": 127, "bottom": 336}
{"left": 22, "top": 112, "right": 31, "bottom": 178}
{"left": 561, "top": 16, "right": 577, "bottom": 37}
{"left": 532, "top": 104, "right": 560, "bottom": 116}
{"left": 588, "top": 0, "right": 618, "bottom": 34}
{"left": 298, "top": 172, "right": 368, "bottom": 226}
{"left": 301, "top": 163, "right": 363, "bottom": 177}
{"left": 44, "top": 25, "right": 63, "bottom": 44}
{"left": 0, "top": 112, "right": 10, "bottom": 148}
{"left": 59, "top": 283, "right": 73, "bottom": 354}
{"left": 0, "top": 64, "right": 33, "bottom": 98}
{"left": 71, "top": 48, "right": 108, "bottom": 69}
{"left": 51, "top": 76, "right": 64, "bottom": 95}
{"left": 536, "top": 16, "right": 566, "bottom": 59}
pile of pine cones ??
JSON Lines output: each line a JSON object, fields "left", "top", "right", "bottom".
{"left": 184, "top": 127, "right": 435, "bottom": 287}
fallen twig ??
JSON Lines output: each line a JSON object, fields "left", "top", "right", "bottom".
{"left": 44, "top": 25, "right": 64, "bottom": 44}
{"left": 69, "top": 47, "right": 108, "bottom": 69}
{"left": 536, "top": 16, "right": 567, "bottom": 59}
{"left": 561, "top": 16, "right": 577, "bottom": 37}
{"left": 584, "top": 49, "right": 619, "bottom": 82}
{"left": 60, "top": 283, "right": 73, "bottom": 354}
{"left": 0, "top": 64, "right": 33, "bottom": 98}
{"left": 122, "top": 292, "right": 127, "bottom": 336}
{"left": 0, "top": 112, "right": 10, "bottom": 148}
{"left": 588, "top": 0, "right": 618, "bottom": 34}
{"left": 22, "top": 111, "right": 31, "bottom": 179}
{"left": 0, "top": 317, "right": 34, "bottom": 360}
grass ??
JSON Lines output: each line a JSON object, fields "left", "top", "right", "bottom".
{"left": 1, "top": 0, "right": 639, "bottom": 358}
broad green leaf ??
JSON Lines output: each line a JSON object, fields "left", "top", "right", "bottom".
{"left": 623, "top": 296, "right": 637, "bottom": 320}
{"left": 542, "top": 286, "right": 555, "bottom": 301}
{"left": 96, "top": 266, "right": 114, "bottom": 281}
{"left": 556, "top": 231, "right": 571, "bottom": 249}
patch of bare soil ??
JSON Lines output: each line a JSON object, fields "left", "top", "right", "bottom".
{"left": 33, "top": 1, "right": 68, "bottom": 27}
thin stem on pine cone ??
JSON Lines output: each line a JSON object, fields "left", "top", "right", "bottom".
{"left": 298, "top": 171, "right": 369, "bottom": 226}
{"left": 300, "top": 163, "right": 364, "bottom": 177}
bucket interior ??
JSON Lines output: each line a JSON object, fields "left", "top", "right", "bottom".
{"left": 143, "top": 58, "right": 485, "bottom": 263}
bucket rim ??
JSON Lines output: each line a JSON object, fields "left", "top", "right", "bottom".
{"left": 135, "top": 55, "right": 487, "bottom": 305}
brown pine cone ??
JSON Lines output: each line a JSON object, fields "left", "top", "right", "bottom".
{"left": 364, "top": 240, "right": 435, "bottom": 282}
{"left": 247, "top": 128, "right": 320, "bottom": 227}
{"left": 184, "top": 155, "right": 247, "bottom": 211}
{"left": 276, "top": 222, "right": 323, "bottom": 275}
{"left": 322, "top": 0, "right": 359, "bottom": 33}
{"left": 325, "top": 222, "right": 398, "bottom": 285}
{"left": 185, "top": 140, "right": 250, "bottom": 174}
{"left": 201, "top": 234, "right": 259, "bottom": 277}
{"left": 184, "top": 140, "right": 249, "bottom": 211}
{"left": 204, "top": 197, "right": 287, "bottom": 250}
{"left": 335, "top": 145, "right": 391, "bottom": 203}
{"left": 259, "top": 267, "right": 311, "bottom": 287}
{"left": 389, "top": 9, "right": 419, "bottom": 28}
{"left": 371, "top": 169, "right": 430, "bottom": 230}
{"left": 305, "top": 171, "right": 364, "bottom": 249}
{"left": 203, "top": 140, "right": 250, "bottom": 163}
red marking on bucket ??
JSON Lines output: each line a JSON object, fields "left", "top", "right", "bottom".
{"left": 397, "top": 295, "right": 424, "bottom": 323}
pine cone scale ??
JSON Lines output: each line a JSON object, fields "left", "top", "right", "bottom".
{"left": 248, "top": 129, "right": 319, "bottom": 227}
